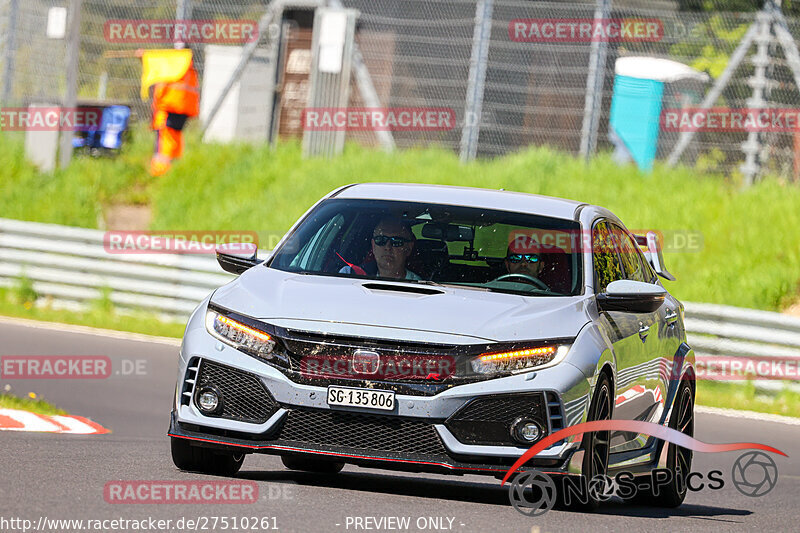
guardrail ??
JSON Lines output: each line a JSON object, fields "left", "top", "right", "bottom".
{"left": 0, "top": 217, "right": 797, "bottom": 394}
{"left": 0, "top": 218, "right": 235, "bottom": 316}
{"left": 684, "top": 302, "right": 800, "bottom": 394}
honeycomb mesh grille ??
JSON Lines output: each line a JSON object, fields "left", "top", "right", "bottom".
{"left": 451, "top": 394, "right": 546, "bottom": 425}
{"left": 195, "top": 360, "right": 278, "bottom": 424}
{"left": 278, "top": 409, "right": 447, "bottom": 457}
{"left": 445, "top": 393, "right": 548, "bottom": 446}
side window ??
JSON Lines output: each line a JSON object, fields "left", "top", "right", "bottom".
{"left": 611, "top": 224, "right": 647, "bottom": 283}
{"left": 592, "top": 221, "right": 624, "bottom": 293}
{"left": 290, "top": 214, "right": 344, "bottom": 270}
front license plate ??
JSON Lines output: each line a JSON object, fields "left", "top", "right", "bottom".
{"left": 326, "top": 386, "right": 395, "bottom": 411}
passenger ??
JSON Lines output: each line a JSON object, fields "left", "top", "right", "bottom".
{"left": 340, "top": 217, "right": 421, "bottom": 280}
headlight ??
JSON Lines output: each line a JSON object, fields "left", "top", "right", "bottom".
{"left": 470, "top": 344, "right": 570, "bottom": 375}
{"left": 205, "top": 309, "right": 276, "bottom": 359}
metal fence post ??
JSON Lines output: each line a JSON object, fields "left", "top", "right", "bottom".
{"left": 2, "top": 0, "right": 19, "bottom": 104}
{"left": 741, "top": 10, "right": 771, "bottom": 184}
{"left": 58, "top": 0, "right": 81, "bottom": 169}
{"left": 459, "top": 0, "right": 493, "bottom": 163}
{"left": 579, "top": 0, "right": 610, "bottom": 161}
{"left": 175, "top": 0, "right": 192, "bottom": 49}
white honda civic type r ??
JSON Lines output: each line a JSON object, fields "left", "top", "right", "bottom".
{"left": 169, "top": 183, "right": 696, "bottom": 509}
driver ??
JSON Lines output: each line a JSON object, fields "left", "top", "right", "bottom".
{"left": 504, "top": 246, "right": 543, "bottom": 280}
{"left": 340, "top": 216, "right": 422, "bottom": 281}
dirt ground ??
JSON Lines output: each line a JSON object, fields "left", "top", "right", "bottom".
{"left": 104, "top": 204, "right": 151, "bottom": 231}
{"left": 785, "top": 301, "right": 800, "bottom": 317}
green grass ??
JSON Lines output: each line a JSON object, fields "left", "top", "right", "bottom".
{"left": 0, "top": 128, "right": 157, "bottom": 227}
{"left": 3, "top": 128, "right": 800, "bottom": 310}
{"left": 152, "top": 140, "right": 800, "bottom": 311}
{"left": 0, "top": 392, "right": 67, "bottom": 416}
{"left": 0, "top": 129, "right": 800, "bottom": 310}
{"left": 696, "top": 381, "right": 800, "bottom": 418}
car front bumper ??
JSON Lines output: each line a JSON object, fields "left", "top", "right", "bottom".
{"left": 169, "top": 316, "right": 592, "bottom": 476}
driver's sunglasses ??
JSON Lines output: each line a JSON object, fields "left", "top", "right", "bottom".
{"left": 507, "top": 253, "right": 540, "bottom": 263}
{"left": 372, "top": 235, "right": 411, "bottom": 247}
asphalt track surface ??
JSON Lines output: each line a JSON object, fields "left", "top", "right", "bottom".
{"left": 1, "top": 319, "right": 798, "bottom": 533}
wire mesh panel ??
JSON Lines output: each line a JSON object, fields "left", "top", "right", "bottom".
{"left": 343, "top": 0, "right": 476, "bottom": 152}
{"left": 1, "top": 0, "right": 68, "bottom": 105}
{"left": 1, "top": 0, "right": 799, "bottom": 179}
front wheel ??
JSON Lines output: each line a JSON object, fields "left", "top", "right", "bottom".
{"left": 654, "top": 381, "right": 694, "bottom": 507}
{"left": 561, "top": 373, "right": 613, "bottom": 512}
{"left": 171, "top": 437, "right": 245, "bottom": 476}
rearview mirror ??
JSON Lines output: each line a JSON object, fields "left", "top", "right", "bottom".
{"left": 216, "top": 242, "right": 261, "bottom": 275}
{"left": 596, "top": 280, "right": 666, "bottom": 314}
{"left": 421, "top": 223, "right": 474, "bottom": 242}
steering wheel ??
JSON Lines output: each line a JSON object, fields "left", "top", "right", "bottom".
{"left": 492, "top": 273, "right": 550, "bottom": 291}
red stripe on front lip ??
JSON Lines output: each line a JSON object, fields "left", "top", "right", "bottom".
{"left": 168, "top": 432, "right": 566, "bottom": 475}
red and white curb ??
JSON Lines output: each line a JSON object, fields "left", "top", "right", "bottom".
{"left": 0, "top": 408, "right": 110, "bottom": 434}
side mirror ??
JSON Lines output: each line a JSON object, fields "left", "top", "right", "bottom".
{"left": 216, "top": 242, "right": 261, "bottom": 275}
{"left": 634, "top": 231, "right": 676, "bottom": 281}
{"left": 596, "top": 280, "right": 666, "bottom": 314}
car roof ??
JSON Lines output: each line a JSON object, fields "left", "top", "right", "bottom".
{"left": 332, "top": 183, "right": 587, "bottom": 220}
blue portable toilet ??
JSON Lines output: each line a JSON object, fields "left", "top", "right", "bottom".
{"left": 609, "top": 57, "right": 708, "bottom": 171}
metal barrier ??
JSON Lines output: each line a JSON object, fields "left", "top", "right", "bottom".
{"left": 0, "top": 218, "right": 234, "bottom": 316}
{"left": 685, "top": 302, "right": 800, "bottom": 394}
{"left": 1, "top": 217, "right": 797, "bottom": 394}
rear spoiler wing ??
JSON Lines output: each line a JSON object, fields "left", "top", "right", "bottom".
{"left": 634, "top": 231, "right": 676, "bottom": 281}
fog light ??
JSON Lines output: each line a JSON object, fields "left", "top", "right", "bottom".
{"left": 197, "top": 389, "right": 220, "bottom": 413}
{"left": 511, "top": 418, "right": 544, "bottom": 444}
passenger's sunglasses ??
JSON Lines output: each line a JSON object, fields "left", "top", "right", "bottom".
{"left": 372, "top": 235, "right": 411, "bottom": 247}
{"left": 506, "top": 253, "right": 540, "bottom": 264}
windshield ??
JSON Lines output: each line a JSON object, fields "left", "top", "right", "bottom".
{"left": 268, "top": 199, "right": 583, "bottom": 296}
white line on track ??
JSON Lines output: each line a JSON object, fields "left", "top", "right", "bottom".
{"left": 0, "top": 315, "right": 181, "bottom": 346}
{"left": 696, "top": 405, "right": 800, "bottom": 426}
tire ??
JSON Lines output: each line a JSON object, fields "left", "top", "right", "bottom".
{"left": 653, "top": 380, "right": 694, "bottom": 507}
{"left": 281, "top": 455, "right": 345, "bottom": 473}
{"left": 171, "top": 437, "right": 245, "bottom": 476}
{"left": 565, "top": 373, "right": 613, "bottom": 512}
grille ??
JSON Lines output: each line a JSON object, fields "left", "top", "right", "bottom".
{"left": 195, "top": 360, "right": 278, "bottom": 424}
{"left": 445, "top": 393, "right": 548, "bottom": 446}
{"left": 277, "top": 409, "right": 448, "bottom": 457}
{"left": 276, "top": 329, "right": 460, "bottom": 383}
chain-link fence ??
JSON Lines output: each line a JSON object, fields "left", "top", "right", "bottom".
{"left": 1, "top": 0, "right": 799, "bottom": 179}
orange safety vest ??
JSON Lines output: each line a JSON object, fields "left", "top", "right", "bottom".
{"left": 151, "top": 65, "right": 200, "bottom": 129}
